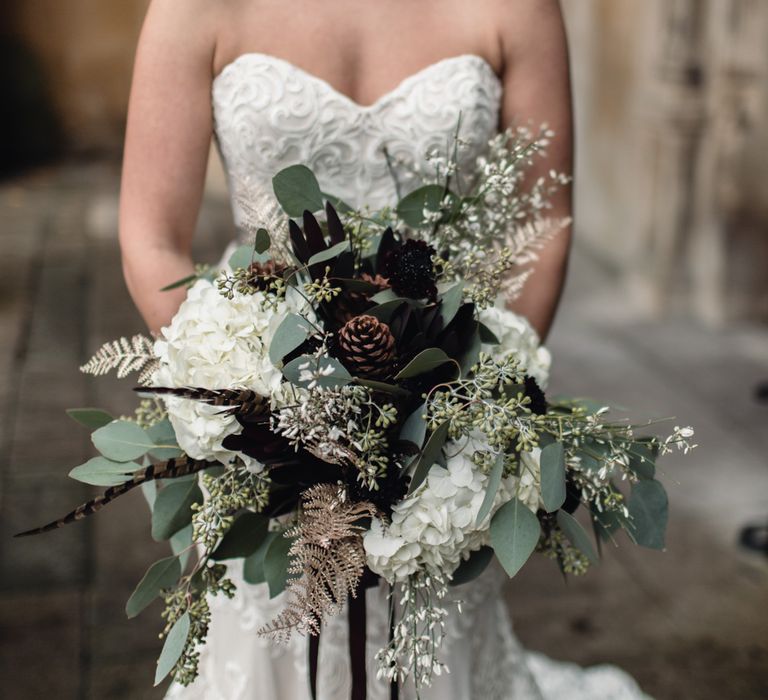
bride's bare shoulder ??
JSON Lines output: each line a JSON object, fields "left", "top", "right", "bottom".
{"left": 138, "top": 0, "right": 222, "bottom": 65}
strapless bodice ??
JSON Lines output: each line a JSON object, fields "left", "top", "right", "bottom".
{"left": 211, "top": 53, "right": 502, "bottom": 235}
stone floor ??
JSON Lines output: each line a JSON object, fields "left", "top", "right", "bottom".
{"left": 0, "top": 162, "right": 766, "bottom": 700}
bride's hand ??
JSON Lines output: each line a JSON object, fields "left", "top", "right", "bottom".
{"left": 118, "top": 0, "right": 220, "bottom": 335}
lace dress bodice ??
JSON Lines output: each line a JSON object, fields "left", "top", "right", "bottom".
{"left": 167, "top": 53, "right": 652, "bottom": 700}
{"left": 212, "top": 53, "right": 502, "bottom": 237}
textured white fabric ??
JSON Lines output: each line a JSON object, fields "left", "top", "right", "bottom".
{"left": 166, "top": 53, "right": 652, "bottom": 700}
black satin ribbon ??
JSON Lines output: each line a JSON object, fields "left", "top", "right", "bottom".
{"left": 307, "top": 570, "right": 399, "bottom": 700}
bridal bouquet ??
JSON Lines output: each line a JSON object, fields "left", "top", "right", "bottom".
{"left": 18, "top": 125, "right": 695, "bottom": 694}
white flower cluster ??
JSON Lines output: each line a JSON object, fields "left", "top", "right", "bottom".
{"left": 478, "top": 297, "right": 551, "bottom": 387}
{"left": 364, "top": 448, "right": 541, "bottom": 583}
{"left": 153, "top": 278, "right": 307, "bottom": 466}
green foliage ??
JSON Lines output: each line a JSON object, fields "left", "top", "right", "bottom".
{"left": 66, "top": 408, "right": 113, "bottom": 430}
{"left": 395, "top": 348, "right": 453, "bottom": 380}
{"left": 396, "top": 184, "right": 452, "bottom": 227}
{"left": 399, "top": 402, "right": 427, "bottom": 450}
{"left": 69, "top": 456, "right": 139, "bottom": 487}
{"left": 155, "top": 612, "right": 191, "bottom": 686}
{"left": 255, "top": 228, "right": 271, "bottom": 254}
{"left": 539, "top": 442, "right": 566, "bottom": 512}
{"left": 263, "top": 531, "right": 296, "bottom": 598}
{"left": 556, "top": 510, "right": 599, "bottom": 564}
{"left": 243, "top": 531, "right": 281, "bottom": 584}
{"left": 490, "top": 498, "right": 541, "bottom": 578}
{"left": 92, "top": 420, "right": 153, "bottom": 462}
{"left": 628, "top": 441, "right": 657, "bottom": 480}
{"left": 282, "top": 354, "right": 352, "bottom": 389}
{"left": 152, "top": 478, "right": 204, "bottom": 542}
{"left": 147, "top": 419, "right": 182, "bottom": 461}
{"left": 627, "top": 480, "right": 668, "bottom": 550}
{"left": 272, "top": 164, "right": 324, "bottom": 216}
{"left": 451, "top": 546, "right": 494, "bottom": 586}
{"left": 306, "top": 240, "right": 350, "bottom": 267}
{"left": 406, "top": 421, "right": 450, "bottom": 494}
{"left": 228, "top": 245, "right": 256, "bottom": 271}
{"left": 212, "top": 512, "right": 269, "bottom": 561}
{"left": 476, "top": 453, "right": 504, "bottom": 525}
{"left": 439, "top": 283, "right": 464, "bottom": 326}
{"left": 268, "top": 314, "right": 312, "bottom": 367}
{"left": 126, "top": 555, "right": 181, "bottom": 619}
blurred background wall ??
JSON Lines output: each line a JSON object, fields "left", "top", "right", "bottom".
{"left": 3, "top": 0, "right": 767, "bottom": 323}
{"left": 1, "top": 3, "right": 767, "bottom": 699}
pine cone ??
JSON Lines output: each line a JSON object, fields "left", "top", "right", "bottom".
{"left": 337, "top": 315, "right": 396, "bottom": 380}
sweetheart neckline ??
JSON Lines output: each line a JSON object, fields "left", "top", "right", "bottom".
{"left": 212, "top": 52, "right": 502, "bottom": 111}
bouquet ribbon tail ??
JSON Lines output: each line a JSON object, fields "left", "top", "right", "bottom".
{"left": 308, "top": 572, "right": 398, "bottom": 700}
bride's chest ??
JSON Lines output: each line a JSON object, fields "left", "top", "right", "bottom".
{"left": 211, "top": 54, "right": 502, "bottom": 208}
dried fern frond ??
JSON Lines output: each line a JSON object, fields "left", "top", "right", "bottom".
{"left": 505, "top": 216, "right": 571, "bottom": 266}
{"left": 258, "top": 484, "right": 378, "bottom": 643}
{"left": 232, "top": 176, "right": 290, "bottom": 259}
{"left": 80, "top": 335, "right": 158, "bottom": 385}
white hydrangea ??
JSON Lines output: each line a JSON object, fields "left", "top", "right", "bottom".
{"left": 364, "top": 447, "right": 542, "bottom": 583}
{"left": 153, "top": 277, "right": 308, "bottom": 466}
{"left": 478, "top": 297, "right": 551, "bottom": 387}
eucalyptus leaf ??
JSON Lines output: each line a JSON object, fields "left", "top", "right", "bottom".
{"left": 160, "top": 274, "right": 199, "bottom": 292}
{"left": 367, "top": 299, "right": 408, "bottom": 323}
{"left": 354, "top": 378, "right": 411, "bottom": 398}
{"left": 370, "top": 288, "right": 400, "bottom": 304}
{"left": 476, "top": 453, "right": 504, "bottom": 525}
{"left": 269, "top": 313, "right": 312, "bottom": 367}
{"left": 478, "top": 322, "right": 500, "bottom": 346}
{"left": 69, "top": 456, "right": 140, "bottom": 487}
{"left": 556, "top": 510, "right": 599, "bottom": 564}
{"left": 395, "top": 348, "right": 452, "bottom": 380}
{"left": 126, "top": 555, "right": 181, "bottom": 619}
{"left": 406, "top": 421, "right": 449, "bottom": 494}
{"left": 539, "top": 442, "right": 567, "bottom": 513}
{"left": 228, "top": 245, "right": 254, "bottom": 271}
{"left": 396, "top": 184, "right": 446, "bottom": 227}
{"left": 243, "top": 530, "right": 280, "bottom": 584}
{"left": 66, "top": 408, "right": 114, "bottom": 430}
{"left": 490, "top": 498, "right": 541, "bottom": 578}
{"left": 92, "top": 420, "right": 153, "bottom": 462}
{"left": 439, "top": 283, "right": 465, "bottom": 326}
{"left": 627, "top": 480, "right": 668, "bottom": 550}
{"left": 399, "top": 402, "right": 427, "bottom": 449}
{"left": 321, "top": 192, "right": 353, "bottom": 214}
{"left": 212, "top": 512, "right": 269, "bottom": 561}
{"left": 141, "top": 480, "right": 158, "bottom": 510}
{"left": 628, "top": 442, "right": 657, "bottom": 480}
{"left": 147, "top": 419, "right": 182, "bottom": 461}
{"left": 459, "top": 324, "right": 482, "bottom": 376}
{"left": 263, "top": 531, "right": 296, "bottom": 598}
{"left": 451, "top": 546, "right": 494, "bottom": 587}
{"left": 170, "top": 524, "right": 193, "bottom": 570}
{"left": 282, "top": 354, "right": 352, "bottom": 389}
{"left": 272, "top": 164, "right": 324, "bottom": 216}
{"left": 254, "top": 228, "right": 271, "bottom": 254}
{"left": 151, "top": 479, "right": 204, "bottom": 542}
{"left": 307, "top": 240, "right": 350, "bottom": 268}
{"left": 154, "top": 612, "right": 190, "bottom": 686}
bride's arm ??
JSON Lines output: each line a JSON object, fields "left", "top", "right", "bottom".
{"left": 497, "top": 0, "right": 574, "bottom": 341}
{"left": 119, "top": 0, "right": 219, "bottom": 335}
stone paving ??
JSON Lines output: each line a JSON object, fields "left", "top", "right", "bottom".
{"left": 1, "top": 163, "right": 766, "bottom": 700}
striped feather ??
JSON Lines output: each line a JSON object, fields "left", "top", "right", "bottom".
{"left": 14, "top": 455, "right": 212, "bottom": 538}
{"left": 138, "top": 387, "right": 270, "bottom": 418}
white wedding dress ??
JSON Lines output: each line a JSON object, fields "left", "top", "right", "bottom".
{"left": 166, "top": 53, "right": 651, "bottom": 700}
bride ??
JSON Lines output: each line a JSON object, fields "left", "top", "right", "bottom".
{"left": 119, "top": 1, "right": 649, "bottom": 698}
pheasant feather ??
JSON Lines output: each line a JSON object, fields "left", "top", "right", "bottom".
{"left": 14, "top": 455, "right": 212, "bottom": 537}
{"left": 138, "top": 386, "right": 271, "bottom": 418}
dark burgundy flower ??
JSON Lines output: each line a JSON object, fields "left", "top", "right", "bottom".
{"left": 383, "top": 239, "right": 437, "bottom": 301}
